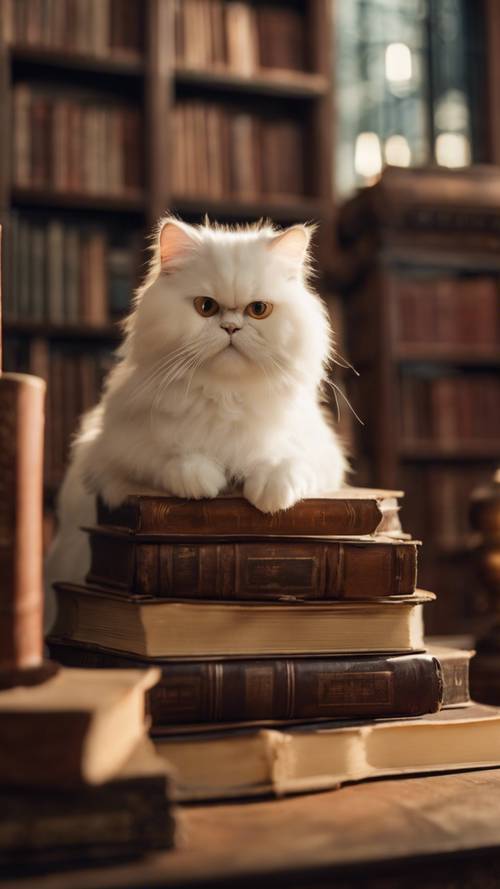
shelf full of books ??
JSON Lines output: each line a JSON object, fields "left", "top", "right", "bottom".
{"left": 172, "top": 100, "right": 306, "bottom": 200}
{"left": 12, "top": 83, "right": 143, "bottom": 198}
{"left": 3, "top": 214, "right": 140, "bottom": 326}
{"left": 174, "top": 0, "right": 309, "bottom": 75}
{"left": 2, "top": 0, "right": 144, "bottom": 61}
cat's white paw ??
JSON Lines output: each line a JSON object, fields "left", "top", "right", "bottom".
{"left": 99, "top": 474, "right": 132, "bottom": 507}
{"left": 162, "top": 454, "right": 226, "bottom": 499}
{"left": 244, "top": 459, "right": 316, "bottom": 513}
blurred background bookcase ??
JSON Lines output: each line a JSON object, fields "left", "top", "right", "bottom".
{"left": 0, "top": 0, "right": 334, "bottom": 538}
{"left": 336, "top": 165, "right": 500, "bottom": 635}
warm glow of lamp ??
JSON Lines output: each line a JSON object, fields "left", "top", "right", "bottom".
{"left": 354, "top": 132, "right": 383, "bottom": 181}
{"left": 385, "top": 134, "right": 411, "bottom": 167}
{"left": 435, "top": 132, "right": 471, "bottom": 168}
{"left": 385, "top": 43, "right": 412, "bottom": 83}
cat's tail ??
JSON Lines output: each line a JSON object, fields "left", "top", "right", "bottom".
{"left": 44, "top": 457, "right": 96, "bottom": 633}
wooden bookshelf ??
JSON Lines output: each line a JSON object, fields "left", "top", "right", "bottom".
{"left": 396, "top": 345, "right": 500, "bottom": 366}
{"left": 336, "top": 166, "right": 500, "bottom": 635}
{"left": 399, "top": 443, "right": 500, "bottom": 461}
{"left": 0, "top": 0, "right": 334, "bottom": 517}
{"left": 10, "top": 44, "right": 144, "bottom": 76}
{"left": 4, "top": 320, "right": 122, "bottom": 341}
{"left": 11, "top": 187, "right": 147, "bottom": 214}
{"left": 174, "top": 66, "right": 329, "bottom": 98}
{"left": 172, "top": 194, "right": 325, "bottom": 223}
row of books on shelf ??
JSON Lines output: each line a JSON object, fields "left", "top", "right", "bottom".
{"left": 174, "top": 0, "right": 306, "bottom": 74}
{"left": 173, "top": 102, "right": 305, "bottom": 199}
{"left": 400, "top": 374, "right": 500, "bottom": 443}
{"left": 2, "top": 0, "right": 143, "bottom": 59}
{"left": 43, "top": 343, "right": 111, "bottom": 481}
{"left": 4, "top": 214, "right": 138, "bottom": 324}
{"left": 394, "top": 276, "right": 499, "bottom": 348}
{"left": 3, "top": 337, "right": 111, "bottom": 482}
{"left": 44, "top": 489, "right": 500, "bottom": 804}
{"left": 13, "top": 84, "right": 142, "bottom": 195}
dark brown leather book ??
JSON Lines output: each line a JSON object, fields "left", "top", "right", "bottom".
{"left": 0, "top": 738, "right": 175, "bottom": 867}
{"left": 86, "top": 531, "right": 418, "bottom": 601}
{"left": 47, "top": 641, "right": 447, "bottom": 725}
{"left": 96, "top": 487, "right": 404, "bottom": 537}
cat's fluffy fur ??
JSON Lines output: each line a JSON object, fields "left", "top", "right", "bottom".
{"left": 45, "top": 218, "right": 347, "bottom": 626}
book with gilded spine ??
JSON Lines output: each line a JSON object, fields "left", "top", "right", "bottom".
{"left": 96, "top": 488, "right": 403, "bottom": 538}
{"left": 85, "top": 531, "right": 418, "bottom": 601}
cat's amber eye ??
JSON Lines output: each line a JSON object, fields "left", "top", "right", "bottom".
{"left": 194, "top": 297, "right": 219, "bottom": 317}
{"left": 246, "top": 301, "right": 273, "bottom": 319}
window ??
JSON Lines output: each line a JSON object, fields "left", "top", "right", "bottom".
{"left": 335, "top": 0, "right": 486, "bottom": 197}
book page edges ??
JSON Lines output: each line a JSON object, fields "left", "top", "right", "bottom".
{"left": 159, "top": 709, "right": 500, "bottom": 801}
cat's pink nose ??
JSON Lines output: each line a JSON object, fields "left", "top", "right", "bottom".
{"left": 220, "top": 322, "right": 241, "bottom": 335}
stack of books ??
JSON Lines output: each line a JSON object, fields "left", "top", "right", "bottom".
{"left": 0, "top": 666, "right": 175, "bottom": 865}
{"left": 48, "top": 488, "right": 500, "bottom": 802}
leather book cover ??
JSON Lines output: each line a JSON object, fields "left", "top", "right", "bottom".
{"left": 0, "top": 373, "right": 45, "bottom": 677}
{"left": 0, "top": 738, "right": 175, "bottom": 865}
{"left": 96, "top": 487, "right": 403, "bottom": 537}
{"left": 47, "top": 642, "right": 443, "bottom": 725}
{"left": 86, "top": 531, "right": 418, "bottom": 601}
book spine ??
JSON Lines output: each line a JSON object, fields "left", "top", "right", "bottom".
{"left": 0, "top": 374, "right": 45, "bottom": 676}
{"left": 86, "top": 533, "right": 417, "bottom": 600}
{"left": 96, "top": 497, "right": 386, "bottom": 536}
{"left": 47, "top": 645, "right": 443, "bottom": 724}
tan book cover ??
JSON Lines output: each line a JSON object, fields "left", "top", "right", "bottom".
{"left": 0, "top": 666, "right": 159, "bottom": 787}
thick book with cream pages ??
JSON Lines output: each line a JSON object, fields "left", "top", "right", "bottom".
{"left": 152, "top": 704, "right": 500, "bottom": 801}
{"left": 52, "top": 583, "right": 432, "bottom": 658}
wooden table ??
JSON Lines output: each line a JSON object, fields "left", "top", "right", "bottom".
{"left": 4, "top": 769, "right": 500, "bottom": 889}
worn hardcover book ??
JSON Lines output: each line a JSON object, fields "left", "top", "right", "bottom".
{"left": 0, "top": 738, "right": 176, "bottom": 866}
{"left": 152, "top": 704, "right": 500, "bottom": 802}
{"left": 47, "top": 642, "right": 450, "bottom": 724}
{"left": 85, "top": 531, "right": 418, "bottom": 601}
{"left": 96, "top": 487, "right": 403, "bottom": 538}
{"left": 0, "top": 666, "right": 159, "bottom": 788}
{"left": 426, "top": 643, "right": 473, "bottom": 707}
{"left": 52, "top": 583, "right": 432, "bottom": 658}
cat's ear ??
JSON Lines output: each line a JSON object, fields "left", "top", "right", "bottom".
{"left": 268, "top": 224, "right": 314, "bottom": 269}
{"left": 159, "top": 219, "right": 198, "bottom": 268}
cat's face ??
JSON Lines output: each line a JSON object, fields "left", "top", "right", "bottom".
{"left": 129, "top": 220, "right": 331, "bottom": 394}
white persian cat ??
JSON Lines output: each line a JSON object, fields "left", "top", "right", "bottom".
{"left": 45, "top": 218, "right": 347, "bottom": 625}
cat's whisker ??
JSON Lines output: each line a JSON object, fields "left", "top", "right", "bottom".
{"left": 183, "top": 347, "right": 212, "bottom": 398}
{"left": 323, "top": 379, "right": 364, "bottom": 426}
{"left": 130, "top": 341, "right": 204, "bottom": 404}
{"left": 326, "top": 347, "right": 359, "bottom": 377}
